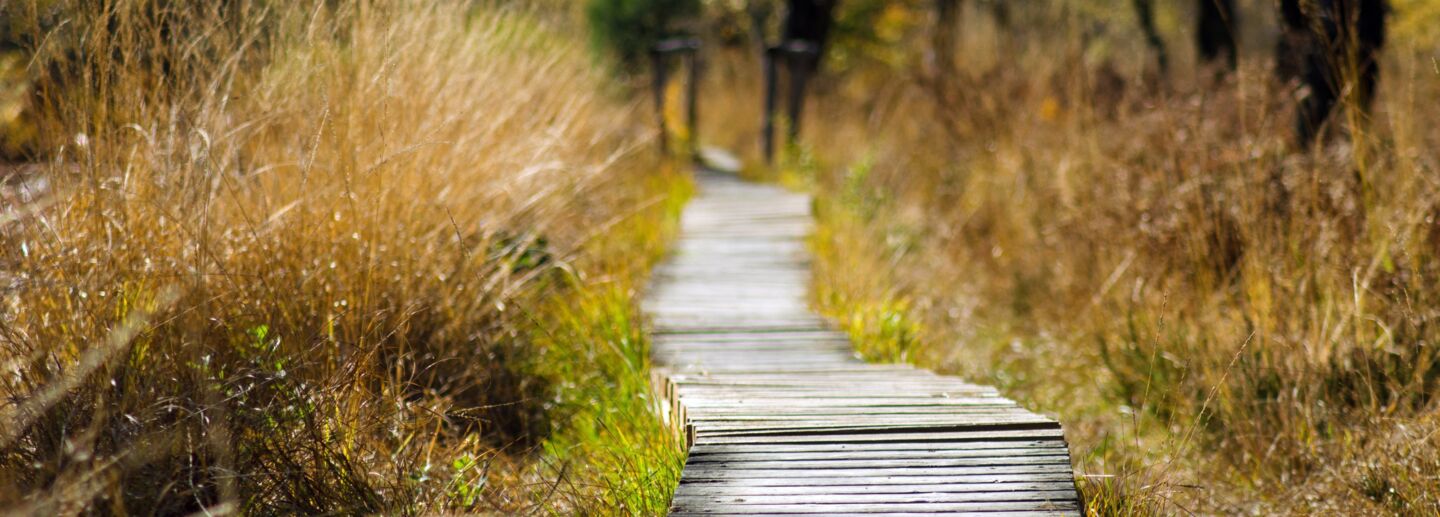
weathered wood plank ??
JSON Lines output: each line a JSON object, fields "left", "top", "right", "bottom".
{"left": 684, "top": 456, "right": 1075, "bottom": 471}
{"left": 680, "top": 399, "right": 1014, "bottom": 408}
{"left": 672, "top": 490, "right": 1081, "bottom": 505}
{"left": 692, "top": 429, "right": 1068, "bottom": 445}
{"left": 672, "top": 513, "right": 1080, "bottom": 517}
{"left": 673, "top": 483, "right": 1082, "bottom": 501}
{"left": 687, "top": 440, "right": 1068, "bottom": 454}
{"left": 654, "top": 331, "right": 851, "bottom": 342}
{"left": 668, "top": 501, "right": 1081, "bottom": 514}
{"left": 684, "top": 409, "right": 1031, "bottom": 419}
{"left": 675, "top": 472, "right": 1077, "bottom": 487}
{"left": 672, "top": 513, "right": 1079, "bottom": 517}
{"left": 679, "top": 463, "right": 1075, "bottom": 479}
{"left": 673, "top": 389, "right": 1003, "bottom": 397}
{"left": 687, "top": 448, "right": 1072, "bottom": 462}
{"left": 690, "top": 420, "right": 1060, "bottom": 436}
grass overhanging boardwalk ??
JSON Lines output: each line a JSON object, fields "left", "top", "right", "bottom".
{"left": 644, "top": 165, "right": 1082, "bottom": 515}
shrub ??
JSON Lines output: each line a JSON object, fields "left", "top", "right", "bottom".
{"left": 585, "top": 0, "right": 700, "bottom": 72}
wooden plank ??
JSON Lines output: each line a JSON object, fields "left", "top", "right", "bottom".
{"left": 688, "top": 441, "right": 1069, "bottom": 455}
{"left": 673, "top": 513, "right": 1079, "bottom": 517}
{"left": 681, "top": 403, "right": 1017, "bottom": 411}
{"left": 673, "top": 388, "right": 1002, "bottom": 396}
{"left": 672, "top": 490, "right": 1080, "bottom": 505}
{"left": 666, "top": 371, "right": 951, "bottom": 379}
{"left": 657, "top": 350, "right": 857, "bottom": 358}
{"left": 678, "top": 398, "right": 1014, "bottom": 408}
{"left": 687, "top": 448, "right": 1072, "bottom": 462}
{"left": 672, "top": 482, "right": 1078, "bottom": 497}
{"left": 674, "top": 472, "right": 1077, "bottom": 487}
{"left": 668, "top": 377, "right": 979, "bottom": 385}
{"left": 676, "top": 392, "right": 1009, "bottom": 401}
{"left": 690, "top": 420, "right": 1059, "bottom": 436}
{"left": 676, "top": 378, "right": 985, "bottom": 386}
{"left": 684, "top": 409, "right": 1030, "bottom": 418}
{"left": 652, "top": 324, "right": 834, "bottom": 335}
{"left": 679, "top": 465, "right": 1076, "bottom": 480}
{"left": 656, "top": 342, "right": 856, "bottom": 351}
{"left": 686, "top": 417, "right": 1054, "bottom": 428}
{"left": 684, "top": 456, "right": 1074, "bottom": 471}
{"left": 686, "top": 415, "right": 1051, "bottom": 428}
{"left": 692, "top": 429, "right": 1066, "bottom": 445}
{"left": 668, "top": 501, "right": 1081, "bottom": 514}
{"left": 667, "top": 376, "right": 977, "bottom": 384}
{"left": 673, "top": 513, "right": 1080, "bottom": 517}
{"left": 654, "top": 331, "right": 851, "bottom": 342}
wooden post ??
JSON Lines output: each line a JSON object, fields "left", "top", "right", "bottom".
{"left": 1131, "top": 0, "right": 1169, "bottom": 78}
{"left": 652, "top": 38, "right": 702, "bottom": 157}
{"left": 761, "top": 46, "right": 779, "bottom": 164}
{"left": 1196, "top": 0, "right": 1238, "bottom": 71}
{"left": 651, "top": 49, "right": 669, "bottom": 153}
{"left": 770, "top": 40, "right": 817, "bottom": 154}
{"left": 784, "top": 56, "right": 803, "bottom": 145}
{"left": 933, "top": 0, "right": 962, "bottom": 77}
{"left": 784, "top": 48, "right": 810, "bottom": 146}
{"left": 686, "top": 50, "right": 701, "bottom": 158}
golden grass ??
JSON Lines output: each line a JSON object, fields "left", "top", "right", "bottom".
{"left": 709, "top": 3, "right": 1440, "bottom": 514}
{"left": 0, "top": 1, "right": 682, "bottom": 513}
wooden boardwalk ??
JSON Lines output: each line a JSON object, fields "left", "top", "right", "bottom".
{"left": 645, "top": 167, "right": 1082, "bottom": 516}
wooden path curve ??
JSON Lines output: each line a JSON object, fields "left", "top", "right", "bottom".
{"left": 645, "top": 166, "right": 1081, "bottom": 515}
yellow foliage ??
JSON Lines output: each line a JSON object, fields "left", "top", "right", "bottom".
{"left": 1392, "top": 0, "right": 1440, "bottom": 50}
{"left": 0, "top": 52, "right": 34, "bottom": 158}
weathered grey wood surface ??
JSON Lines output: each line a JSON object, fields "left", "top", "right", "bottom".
{"left": 646, "top": 167, "right": 1080, "bottom": 515}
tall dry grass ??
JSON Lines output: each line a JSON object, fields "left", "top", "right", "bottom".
{"left": 0, "top": 1, "right": 675, "bottom": 513}
{"left": 707, "top": 2, "right": 1440, "bottom": 514}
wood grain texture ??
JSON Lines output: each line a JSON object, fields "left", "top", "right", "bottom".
{"left": 648, "top": 168, "right": 1080, "bottom": 515}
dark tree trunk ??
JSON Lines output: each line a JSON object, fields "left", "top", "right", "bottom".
{"left": 776, "top": 0, "right": 836, "bottom": 150}
{"left": 762, "top": 47, "right": 780, "bottom": 161}
{"left": 1196, "top": 0, "right": 1238, "bottom": 70}
{"left": 990, "top": 0, "right": 1011, "bottom": 29}
{"left": 1274, "top": 0, "right": 1308, "bottom": 82}
{"left": 933, "top": 0, "right": 962, "bottom": 76}
{"left": 782, "top": 0, "right": 837, "bottom": 77}
{"left": 1280, "top": 0, "right": 1306, "bottom": 28}
{"left": 1291, "top": 0, "right": 1388, "bottom": 146}
{"left": 1132, "top": 0, "right": 1169, "bottom": 77}
{"left": 751, "top": 1, "right": 778, "bottom": 161}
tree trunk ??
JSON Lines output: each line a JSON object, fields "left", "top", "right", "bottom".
{"left": 933, "top": 0, "right": 963, "bottom": 77}
{"left": 782, "top": 0, "right": 836, "bottom": 77}
{"left": 777, "top": 0, "right": 836, "bottom": 148}
{"left": 1291, "top": 0, "right": 1388, "bottom": 146}
{"left": 1132, "top": 0, "right": 1169, "bottom": 78}
{"left": 1196, "top": 0, "right": 1238, "bottom": 71}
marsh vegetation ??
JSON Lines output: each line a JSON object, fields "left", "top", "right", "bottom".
{"left": 3, "top": 0, "right": 1439, "bottom": 515}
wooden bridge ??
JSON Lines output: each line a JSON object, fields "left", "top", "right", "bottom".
{"left": 645, "top": 164, "right": 1082, "bottom": 515}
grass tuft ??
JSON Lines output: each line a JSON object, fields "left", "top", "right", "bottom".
{"left": 0, "top": 1, "right": 685, "bottom": 513}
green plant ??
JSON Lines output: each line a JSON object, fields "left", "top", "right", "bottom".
{"left": 585, "top": 0, "right": 700, "bottom": 72}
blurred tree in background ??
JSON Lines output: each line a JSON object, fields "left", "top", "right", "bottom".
{"left": 586, "top": 0, "right": 702, "bottom": 73}
{"left": 0, "top": 1, "right": 64, "bottom": 161}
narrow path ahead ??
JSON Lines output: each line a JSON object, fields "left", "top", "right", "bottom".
{"left": 645, "top": 167, "right": 1081, "bottom": 515}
